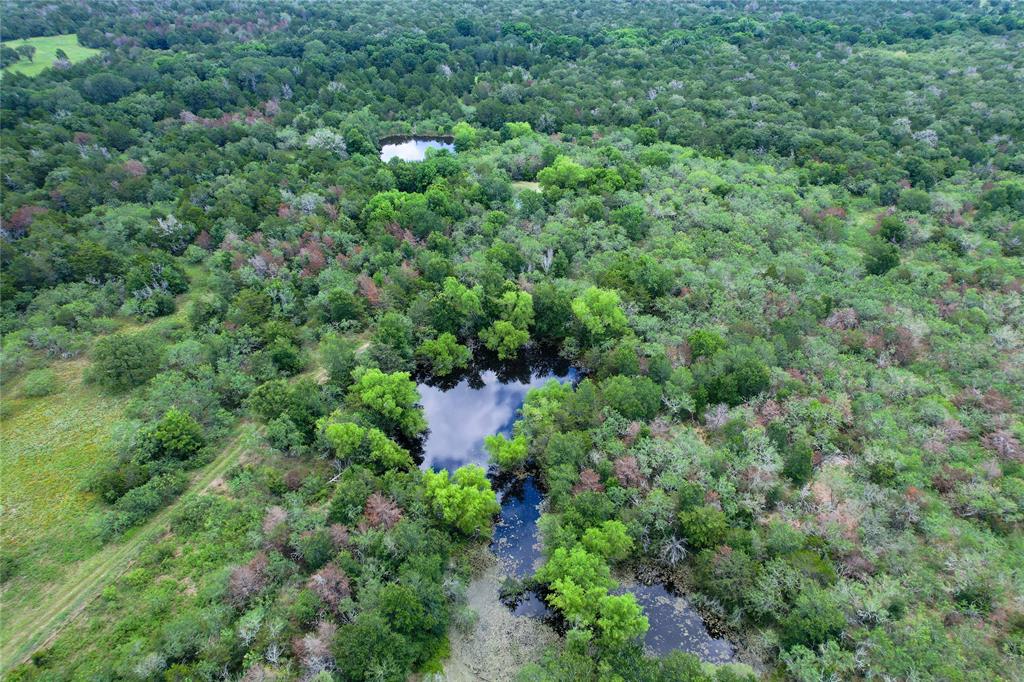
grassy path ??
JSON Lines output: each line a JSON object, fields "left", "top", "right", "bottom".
{"left": 0, "top": 423, "right": 263, "bottom": 671}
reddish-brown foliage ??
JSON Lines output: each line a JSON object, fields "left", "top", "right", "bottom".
{"left": 306, "top": 563, "right": 350, "bottom": 612}
{"left": 328, "top": 523, "right": 350, "bottom": 548}
{"left": 284, "top": 467, "right": 306, "bottom": 491}
{"left": 932, "top": 464, "right": 972, "bottom": 494}
{"left": 982, "top": 430, "right": 1022, "bottom": 462}
{"left": 613, "top": 456, "right": 648, "bottom": 490}
{"left": 573, "top": 468, "right": 604, "bottom": 495}
{"left": 358, "top": 274, "right": 382, "bottom": 306}
{"left": 622, "top": 421, "right": 644, "bottom": 447}
{"left": 292, "top": 620, "right": 336, "bottom": 676}
{"left": 361, "top": 493, "right": 402, "bottom": 530}
{"left": 194, "top": 230, "right": 213, "bottom": 250}
{"left": 262, "top": 506, "right": 288, "bottom": 535}
{"left": 4, "top": 205, "right": 47, "bottom": 236}
{"left": 824, "top": 307, "right": 859, "bottom": 330}
{"left": 227, "top": 552, "right": 268, "bottom": 607}
{"left": 123, "top": 159, "right": 147, "bottom": 177}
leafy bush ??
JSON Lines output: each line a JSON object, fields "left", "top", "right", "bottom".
{"left": 89, "top": 332, "right": 162, "bottom": 391}
{"left": 20, "top": 368, "right": 58, "bottom": 397}
{"left": 779, "top": 590, "right": 847, "bottom": 650}
{"left": 865, "top": 238, "right": 901, "bottom": 275}
{"left": 144, "top": 408, "right": 205, "bottom": 461}
{"left": 600, "top": 375, "right": 662, "bottom": 420}
{"left": 98, "top": 472, "right": 188, "bottom": 540}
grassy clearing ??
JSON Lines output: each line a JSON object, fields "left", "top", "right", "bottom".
{"left": 0, "top": 360, "right": 128, "bottom": 611}
{"left": 0, "top": 422, "right": 265, "bottom": 670}
{"left": 1, "top": 34, "right": 101, "bottom": 77}
{"left": 512, "top": 180, "right": 542, "bottom": 192}
{"left": 0, "top": 276, "right": 206, "bottom": 663}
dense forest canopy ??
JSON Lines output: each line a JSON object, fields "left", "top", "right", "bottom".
{"left": 1, "top": 1, "right": 1022, "bottom": 681}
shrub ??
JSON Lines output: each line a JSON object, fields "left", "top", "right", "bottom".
{"left": 897, "top": 188, "right": 931, "bottom": 213}
{"left": 90, "top": 332, "right": 161, "bottom": 391}
{"left": 600, "top": 375, "right": 661, "bottom": 421}
{"left": 99, "top": 472, "right": 188, "bottom": 540}
{"left": 692, "top": 346, "right": 771, "bottom": 409}
{"left": 146, "top": 408, "right": 205, "bottom": 461}
{"left": 865, "top": 238, "right": 900, "bottom": 275}
{"left": 780, "top": 590, "right": 846, "bottom": 650}
{"left": 688, "top": 329, "right": 726, "bottom": 360}
{"left": 679, "top": 505, "right": 729, "bottom": 550}
{"left": 21, "top": 368, "right": 58, "bottom": 397}
{"left": 783, "top": 439, "right": 814, "bottom": 486}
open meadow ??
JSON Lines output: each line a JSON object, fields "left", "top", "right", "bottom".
{"left": 1, "top": 33, "right": 100, "bottom": 76}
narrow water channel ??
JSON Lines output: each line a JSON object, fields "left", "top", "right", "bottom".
{"left": 417, "top": 357, "right": 733, "bottom": 661}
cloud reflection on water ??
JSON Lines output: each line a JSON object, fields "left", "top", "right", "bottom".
{"left": 380, "top": 138, "right": 455, "bottom": 162}
{"left": 417, "top": 370, "right": 562, "bottom": 472}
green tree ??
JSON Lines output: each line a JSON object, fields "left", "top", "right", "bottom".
{"left": 878, "top": 216, "right": 908, "bottom": 244}
{"left": 320, "top": 417, "right": 414, "bottom": 472}
{"left": 597, "top": 593, "right": 649, "bottom": 646}
{"left": 90, "top": 332, "right": 161, "bottom": 391}
{"left": 15, "top": 44, "right": 36, "bottom": 63}
{"left": 317, "top": 287, "right": 367, "bottom": 325}
{"left": 230, "top": 289, "right": 274, "bottom": 327}
{"left": 479, "top": 320, "right": 530, "bottom": 360}
{"left": 783, "top": 439, "right": 814, "bottom": 486}
{"left": 897, "top": 188, "right": 931, "bottom": 213}
{"left": 601, "top": 375, "right": 661, "bottom": 420}
{"left": 83, "top": 72, "right": 134, "bottom": 104}
{"left": 423, "top": 464, "right": 500, "bottom": 536}
{"left": 416, "top": 333, "right": 471, "bottom": 376}
{"left": 611, "top": 203, "right": 649, "bottom": 240}
{"left": 347, "top": 368, "right": 426, "bottom": 439}
{"left": 533, "top": 281, "right": 573, "bottom": 343}
{"left": 780, "top": 590, "right": 847, "bottom": 650}
{"left": 538, "top": 156, "right": 591, "bottom": 199}
{"left": 581, "top": 520, "right": 633, "bottom": 561}
{"left": 452, "top": 121, "right": 478, "bottom": 151}
{"left": 265, "top": 337, "right": 305, "bottom": 375}
{"left": 679, "top": 505, "right": 728, "bottom": 550}
{"left": 692, "top": 346, "right": 771, "bottom": 408}
{"left": 571, "top": 287, "right": 628, "bottom": 340}
{"left": 369, "top": 311, "right": 416, "bottom": 372}
{"left": 146, "top": 408, "right": 205, "bottom": 460}
{"left": 321, "top": 333, "right": 359, "bottom": 387}
{"left": 537, "top": 545, "right": 615, "bottom": 624}
{"left": 430, "top": 277, "right": 483, "bottom": 337}
{"left": 688, "top": 329, "right": 726, "bottom": 360}
{"left": 865, "top": 238, "right": 900, "bottom": 275}
{"left": 484, "top": 433, "right": 528, "bottom": 468}
{"left": 494, "top": 288, "right": 534, "bottom": 330}
{"left": 333, "top": 611, "right": 415, "bottom": 682}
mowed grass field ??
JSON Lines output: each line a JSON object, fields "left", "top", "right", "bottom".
{"left": 0, "top": 360, "right": 128, "bottom": 633}
{"left": 2, "top": 34, "right": 101, "bottom": 77}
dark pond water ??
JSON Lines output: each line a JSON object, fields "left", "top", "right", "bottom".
{"left": 380, "top": 135, "right": 455, "bottom": 162}
{"left": 614, "top": 582, "right": 735, "bottom": 662}
{"left": 416, "top": 353, "right": 734, "bottom": 661}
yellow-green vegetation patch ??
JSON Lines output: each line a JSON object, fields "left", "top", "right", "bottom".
{"left": 2, "top": 34, "right": 101, "bottom": 77}
{"left": 0, "top": 358, "right": 125, "bottom": 561}
{"left": 512, "top": 180, "right": 542, "bottom": 192}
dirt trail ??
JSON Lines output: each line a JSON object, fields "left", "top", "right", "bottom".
{"left": 0, "top": 424, "right": 263, "bottom": 671}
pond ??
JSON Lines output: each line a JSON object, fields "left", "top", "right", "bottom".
{"left": 615, "top": 581, "right": 734, "bottom": 662}
{"left": 417, "top": 354, "right": 734, "bottom": 662}
{"left": 380, "top": 134, "right": 455, "bottom": 162}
